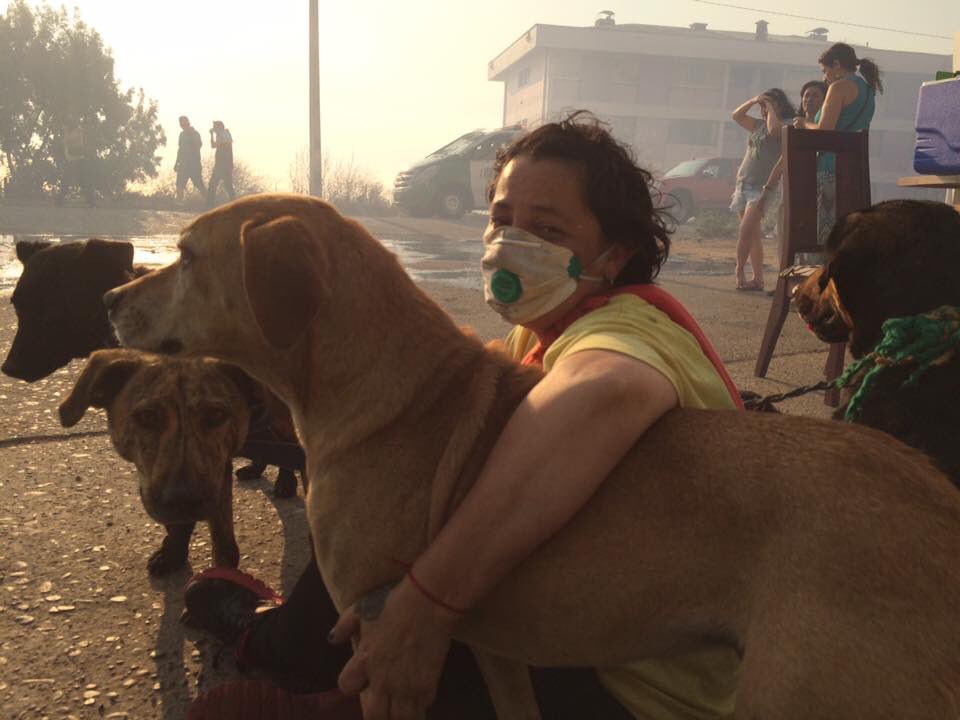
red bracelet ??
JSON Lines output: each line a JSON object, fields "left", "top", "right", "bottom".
{"left": 406, "top": 570, "right": 466, "bottom": 615}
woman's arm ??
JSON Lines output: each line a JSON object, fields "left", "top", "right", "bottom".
{"left": 333, "top": 348, "right": 679, "bottom": 719}
{"left": 764, "top": 101, "right": 782, "bottom": 137}
{"left": 732, "top": 96, "right": 763, "bottom": 132}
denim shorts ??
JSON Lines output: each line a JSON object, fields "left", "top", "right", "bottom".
{"left": 730, "top": 182, "right": 779, "bottom": 216}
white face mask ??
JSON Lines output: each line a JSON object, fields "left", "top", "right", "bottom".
{"left": 481, "top": 225, "right": 611, "bottom": 325}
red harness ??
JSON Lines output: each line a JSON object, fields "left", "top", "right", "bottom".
{"left": 521, "top": 284, "right": 744, "bottom": 411}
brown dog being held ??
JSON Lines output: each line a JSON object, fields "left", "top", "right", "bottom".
{"left": 106, "top": 195, "right": 960, "bottom": 719}
{"left": 795, "top": 199, "right": 960, "bottom": 486}
{"left": 58, "top": 348, "right": 258, "bottom": 576}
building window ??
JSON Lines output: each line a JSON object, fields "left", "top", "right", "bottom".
{"left": 607, "top": 115, "right": 638, "bottom": 143}
{"left": 730, "top": 65, "right": 753, "bottom": 89}
{"left": 673, "top": 60, "right": 723, "bottom": 88}
{"left": 667, "top": 119, "right": 718, "bottom": 146}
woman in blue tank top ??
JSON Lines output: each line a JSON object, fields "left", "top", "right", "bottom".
{"left": 794, "top": 42, "right": 883, "bottom": 243}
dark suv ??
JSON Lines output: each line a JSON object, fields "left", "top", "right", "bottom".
{"left": 393, "top": 126, "right": 522, "bottom": 219}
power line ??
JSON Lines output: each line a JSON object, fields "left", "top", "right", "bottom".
{"left": 692, "top": 0, "right": 952, "bottom": 40}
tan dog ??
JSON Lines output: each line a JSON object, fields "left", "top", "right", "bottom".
{"left": 59, "top": 349, "right": 256, "bottom": 575}
{"left": 105, "top": 195, "right": 960, "bottom": 719}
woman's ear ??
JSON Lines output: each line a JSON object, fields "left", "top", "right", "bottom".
{"left": 605, "top": 244, "right": 635, "bottom": 283}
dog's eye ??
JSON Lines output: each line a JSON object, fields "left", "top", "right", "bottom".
{"left": 133, "top": 407, "right": 165, "bottom": 431}
{"left": 201, "top": 407, "right": 229, "bottom": 429}
{"left": 180, "top": 247, "right": 194, "bottom": 267}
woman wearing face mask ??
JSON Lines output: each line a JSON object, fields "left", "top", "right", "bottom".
{"left": 730, "top": 89, "right": 796, "bottom": 291}
{"left": 331, "top": 113, "right": 744, "bottom": 720}
{"left": 794, "top": 43, "right": 882, "bottom": 242}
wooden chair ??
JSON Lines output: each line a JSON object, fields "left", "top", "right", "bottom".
{"left": 754, "top": 127, "right": 871, "bottom": 406}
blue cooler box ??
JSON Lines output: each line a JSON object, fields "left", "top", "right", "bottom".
{"left": 913, "top": 77, "right": 960, "bottom": 174}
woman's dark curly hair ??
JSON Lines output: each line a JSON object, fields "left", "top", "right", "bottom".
{"left": 487, "top": 111, "right": 671, "bottom": 285}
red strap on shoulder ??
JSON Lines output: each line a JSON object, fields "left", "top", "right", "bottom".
{"left": 609, "top": 285, "right": 744, "bottom": 410}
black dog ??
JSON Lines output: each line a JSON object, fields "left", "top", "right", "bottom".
{"left": 796, "top": 199, "right": 960, "bottom": 486}
{"left": 2, "top": 238, "right": 303, "bottom": 498}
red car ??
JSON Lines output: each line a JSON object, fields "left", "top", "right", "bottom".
{"left": 657, "top": 157, "right": 739, "bottom": 223}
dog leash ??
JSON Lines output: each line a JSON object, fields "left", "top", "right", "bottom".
{"left": 742, "top": 380, "right": 836, "bottom": 412}
{"left": 744, "top": 306, "right": 960, "bottom": 416}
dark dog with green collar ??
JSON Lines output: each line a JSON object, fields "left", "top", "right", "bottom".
{"left": 795, "top": 199, "right": 960, "bottom": 487}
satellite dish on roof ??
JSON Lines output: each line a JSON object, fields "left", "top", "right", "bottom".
{"left": 595, "top": 10, "right": 615, "bottom": 27}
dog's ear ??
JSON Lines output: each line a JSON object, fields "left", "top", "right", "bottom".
{"left": 213, "top": 362, "right": 264, "bottom": 409}
{"left": 79, "top": 239, "right": 135, "bottom": 278}
{"left": 240, "top": 215, "right": 326, "bottom": 350}
{"left": 58, "top": 349, "right": 144, "bottom": 427}
{"left": 15, "top": 240, "right": 55, "bottom": 265}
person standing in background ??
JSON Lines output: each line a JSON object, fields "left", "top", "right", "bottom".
{"left": 794, "top": 43, "right": 882, "bottom": 243}
{"left": 729, "top": 89, "right": 796, "bottom": 291}
{"left": 57, "top": 117, "right": 96, "bottom": 207}
{"left": 799, "top": 80, "right": 828, "bottom": 122}
{"left": 207, "top": 120, "right": 236, "bottom": 207}
{"left": 174, "top": 116, "right": 204, "bottom": 202}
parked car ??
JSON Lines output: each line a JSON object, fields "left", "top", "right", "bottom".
{"left": 393, "top": 126, "right": 523, "bottom": 219}
{"left": 658, "top": 157, "right": 739, "bottom": 223}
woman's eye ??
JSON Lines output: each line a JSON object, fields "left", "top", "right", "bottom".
{"left": 490, "top": 216, "right": 508, "bottom": 228}
{"left": 538, "top": 225, "right": 562, "bottom": 237}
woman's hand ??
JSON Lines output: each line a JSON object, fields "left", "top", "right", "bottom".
{"left": 331, "top": 577, "right": 460, "bottom": 720}
{"left": 793, "top": 116, "right": 807, "bottom": 129}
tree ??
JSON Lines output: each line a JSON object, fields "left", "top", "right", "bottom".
{"left": 0, "top": 1, "right": 165, "bottom": 198}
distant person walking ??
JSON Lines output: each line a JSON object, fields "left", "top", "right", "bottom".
{"left": 207, "top": 120, "right": 236, "bottom": 207}
{"left": 57, "top": 118, "right": 96, "bottom": 207}
{"left": 730, "top": 89, "right": 796, "bottom": 291}
{"left": 174, "top": 116, "right": 204, "bottom": 201}
{"left": 794, "top": 43, "right": 881, "bottom": 243}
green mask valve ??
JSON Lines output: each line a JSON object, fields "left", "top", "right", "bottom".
{"left": 490, "top": 269, "right": 523, "bottom": 303}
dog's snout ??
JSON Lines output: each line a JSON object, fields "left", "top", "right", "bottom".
{"left": 160, "top": 482, "right": 203, "bottom": 514}
{"left": 103, "top": 288, "right": 122, "bottom": 312}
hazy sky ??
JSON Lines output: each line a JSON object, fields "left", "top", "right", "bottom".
{"left": 5, "top": 0, "right": 957, "bottom": 192}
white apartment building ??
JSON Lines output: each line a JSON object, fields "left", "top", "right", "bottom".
{"left": 487, "top": 14, "right": 951, "bottom": 199}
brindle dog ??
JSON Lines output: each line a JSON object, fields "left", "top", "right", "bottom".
{"left": 1, "top": 238, "right": 302, "bottom": 497}
{"left": 58, "top": 349, "right": 257, "bottom": 575}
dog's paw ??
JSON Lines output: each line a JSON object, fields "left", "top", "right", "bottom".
{"left": 273, "top": 470, "right": 297, "bottom": 499}
{"left": 147, "top": 547, "right": 188, "bottom": 576}
{"left": 236, "top": 463, "right": 265, "bottom": 482}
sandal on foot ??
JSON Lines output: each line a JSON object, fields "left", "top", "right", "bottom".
{"left": 187, "top": 679, "right": 361, "bottom": 720}
{"left": 183, "top": 568, "right": 283, "bottom": 643}
{"left": 736, "top": 280, "right": 764, "bottom": 292}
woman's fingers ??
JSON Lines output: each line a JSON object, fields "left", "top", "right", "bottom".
{"left": 338, "top": 652, "right": 371, "bottom": 696}
{"left": 329, "top": 605, "right": 362, "bottom": 645}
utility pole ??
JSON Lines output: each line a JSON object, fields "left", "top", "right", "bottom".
{"left": 309, "top": 0, "right": 322, "bottom": 197}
